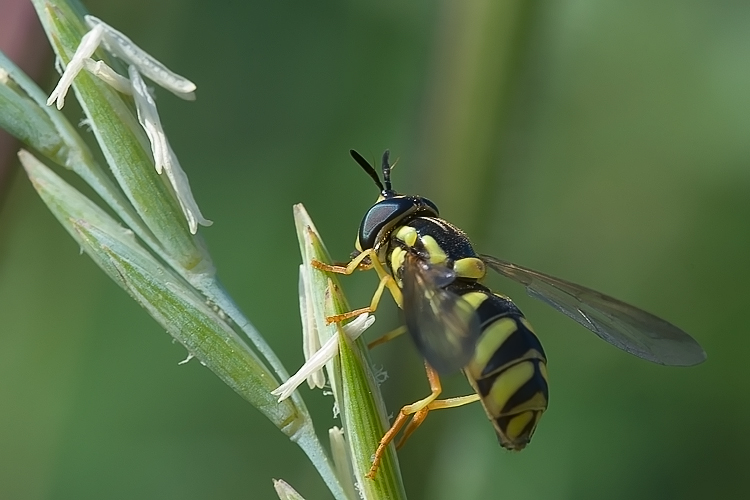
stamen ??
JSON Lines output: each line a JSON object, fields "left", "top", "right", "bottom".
{"left": 299, "top": 264, "right": 325, "bottom": 389}
{"left": 271, "top": 313, "right": 374, "bottom": 402}
{"left": 85, "top": 15, "right": 196, "bottom": 100}
{"left": 47, "top": 23, "right": 104, "bottom": 109}
{"left": 129, "top": 65, "right": 212, "bottom": 233}
{"left": 83, "top": 59, "right": 132, "bottom": 94}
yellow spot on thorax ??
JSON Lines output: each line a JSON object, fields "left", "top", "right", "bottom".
{"left": 453, "top": 257, "right": 486, "bottom": 280}
{"left": 394, "top": 225, "right": 418, "bottom": 247}
{"left": 421, "top": 235, "right": 448, "bottom": 264}
{"left": 390, "top": 247, "right": 406, "bottom": 276}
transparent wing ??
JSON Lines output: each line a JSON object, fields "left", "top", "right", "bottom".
{"left": 402, "top": 253, "right": 482, "bottom": 374}
{"left": 481, "top": 255, "right": 706, "bottom": 366}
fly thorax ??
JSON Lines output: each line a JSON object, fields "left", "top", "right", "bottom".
{"left": 391, "top": 217, "right": 487, "bottom": 280}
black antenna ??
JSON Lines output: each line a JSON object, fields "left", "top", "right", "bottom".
{"left": 381, "top": 150, "right": 393, "bottom": 193}
{"left": 350, "top": 150, "right": 384, "bottom": 192}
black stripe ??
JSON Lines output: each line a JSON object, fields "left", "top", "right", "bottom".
{"left": 475, "top": 369, "right": 498, "bottom": 397}
{"left": 520, "top": 412, "right": 540, "bottom": 439}
{"left": 501, "top": 360, "right": 549, "bottom": 414}
{"left": 474, "top": 357, "right": 549, "bottom": 404}
{"left": 480, "top": 321, "right": 547, "bottom": 377}
{"left": 473, "top": 293, "right": 521, "bottom": 327}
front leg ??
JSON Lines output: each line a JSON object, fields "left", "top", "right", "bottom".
{"left": 311, "top": 248, "right": 376, "bottom": 275}
{"left": 313, "top": 249, "right": 404, "bottom": 323}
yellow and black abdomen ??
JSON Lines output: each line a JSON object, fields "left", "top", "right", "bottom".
{"left": 387, "top": 215, "right": 548, "bottom": 447}
{"left": 452, "top": 281, "right": 549, "bottom": 450}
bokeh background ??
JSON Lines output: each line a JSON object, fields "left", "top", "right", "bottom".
{"left": 1, "top": 0, "right": 749, "bottom": 499}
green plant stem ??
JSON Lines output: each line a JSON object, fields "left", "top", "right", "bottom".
{"left": 197, "top": 278, "right": 349, "bottom": 500}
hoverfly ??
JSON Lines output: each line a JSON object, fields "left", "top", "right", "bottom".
{"left": 312, "top": 149, "right": 706, "bottom": 479}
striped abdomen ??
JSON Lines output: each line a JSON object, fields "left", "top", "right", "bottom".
{"left": 453, "top": 281, "right": 549, "bottom": 450}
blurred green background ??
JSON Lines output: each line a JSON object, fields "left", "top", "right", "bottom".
{"left": 1, "top": 0, "right": 749, "bottom": 498}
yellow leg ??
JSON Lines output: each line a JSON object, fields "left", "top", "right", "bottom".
{"left": 313, "top": 249, "right": 404, "bottom": 324}
{"left": 312, "top": 249, "right": 374, "bottom": 275}
{"left": 396, "top": 393, "right": 480, "bottom": 449}
{"left": 367, "top": 326, "right": 407, "bottom": 349}
{"left": 365, "top": 363, "right": 480, "bottom": 479}
{"left": 325, "top": 272, "right": 402, "bottom": 324}
{"left": 366, "top": 363, "right": 442, "bottom": 479}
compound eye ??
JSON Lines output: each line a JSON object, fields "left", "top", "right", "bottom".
{"left": 422, "top": 197, "right": 440, "bottom": 216}
{"left": 358, "top": 198, "right": 417, "bottom": 250}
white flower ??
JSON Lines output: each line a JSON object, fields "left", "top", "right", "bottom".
{"left": 84, "top": 15, "right": 196, "bottom": 99}
{"left": 47, "top": 23, "right": 104, "bottom": 109}
{"left": 82, "top": 58, "right": 132, "bottom": 94}
{"left": 299, "top": 264, "right": 325, "bottom": 389}
{"left": 128, "top": 65, "right": 211, "bottom": 233}
{"left": 271, "top": 311, "right": 374, "bottom": 402}
{"left": 45, "top": 15, "right": 210, "bottom": 234}
{"left": 47, "top": 16, "right": 196, "bottom": 107}
{"left": 281, "top": 203, "right": 375, "bottom": 401}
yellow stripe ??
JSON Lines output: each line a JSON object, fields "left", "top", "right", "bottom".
{"left": 484, "top": 360, "right": 534, "bottom": 416}
{"left": 462, "top": 291, "right": 488, "bottom": 310}
{"left": 505, "top": 411, "right": 535, "bottom": 441}
{"left": 505, "top": 391, "right": 547, "bottom": 414}
{"left": 466, "top": 317, "right": 517, "bottom": 379}
{"left": 453, "top": 257, "right": 486, "bottom": 279}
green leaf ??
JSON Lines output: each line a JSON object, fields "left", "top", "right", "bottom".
{"left": 8, "top": 4, "right": 352, "bottom": 498}
{"left": 0, "top": 59, "right": 64, "bottom": 158}
{"left": 20, "top": 150, "right": 299, "bottom": 433}
{"left": 0, "top": 51, "right": 169, "bottom": 263}
{"left": 294, "top": 204, "right": 407, "bottom": 499}
{"left": 31, "top": 0, "right": 209, "bottom": 272}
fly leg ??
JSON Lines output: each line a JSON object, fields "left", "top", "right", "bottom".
{"left": 367, "top": 325, "right": 407, "bottom": 349}
{"left": 313, "top": 249, "right": 403, "bottom": 323}
{"left": 366, "top": 362, "right": 479, "bottom": 479}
